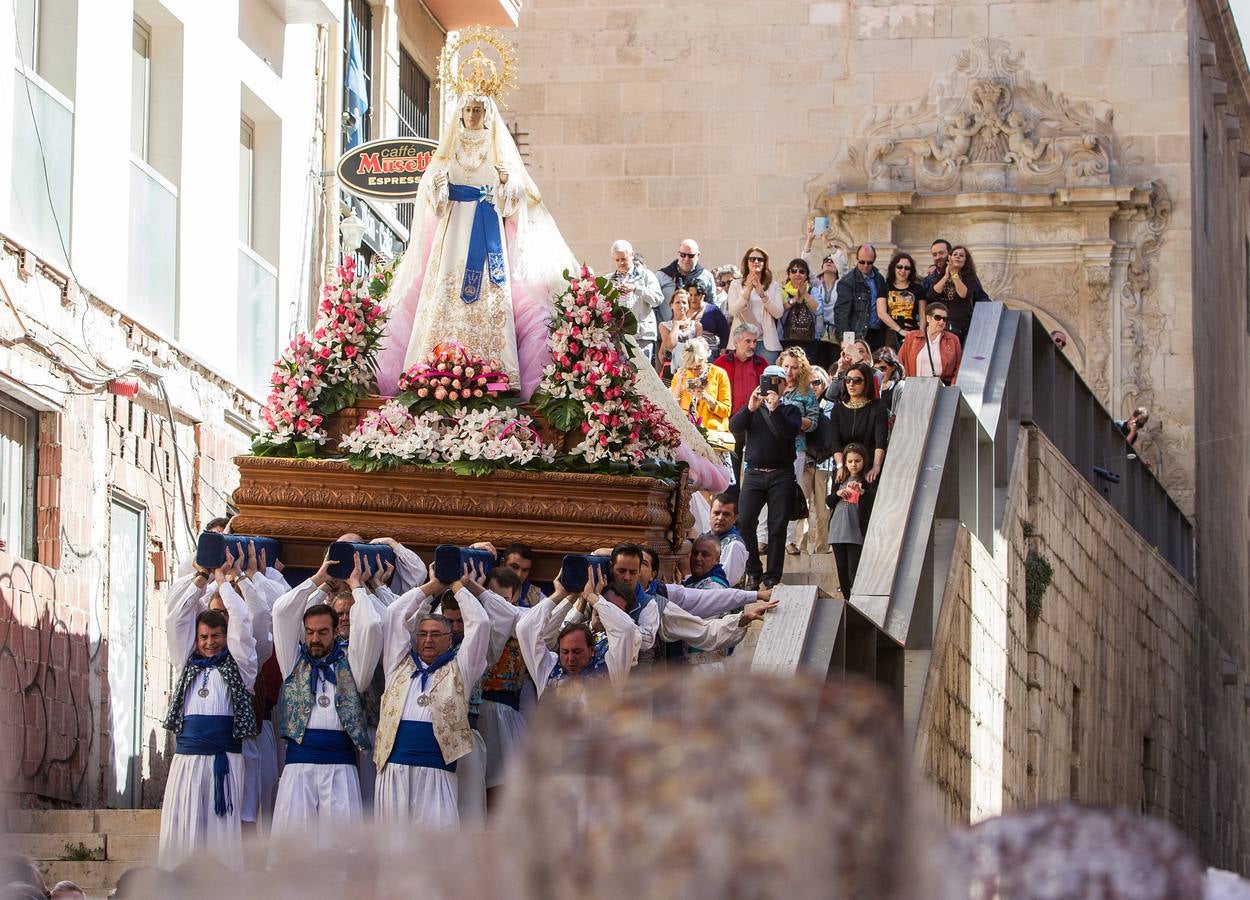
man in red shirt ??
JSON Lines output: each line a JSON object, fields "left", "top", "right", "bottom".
{"left": 713, "top": 322, "right": 769, "bottom": 482}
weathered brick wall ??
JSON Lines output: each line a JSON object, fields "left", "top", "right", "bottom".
{"left": 0, "top": 248, "right": 256, "bottom": 808}
{"left": 920, "top": 426, "right": 1247, "bottom": 870}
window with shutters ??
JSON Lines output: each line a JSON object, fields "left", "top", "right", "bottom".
{"left": 0, "top": 395, "right": 39, "bottom": 560}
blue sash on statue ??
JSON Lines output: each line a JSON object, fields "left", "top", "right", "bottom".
{"left": 448, "top": 182, "right": 506, "bottom": 304}
{"left": 175, "top": 715, "right": 241, "bottom": 817}
{"left": 388, "top": 720, "right": 456, "bottom": 772}
{"left": 284, "top": 728, "right": 357, "bottom": 766}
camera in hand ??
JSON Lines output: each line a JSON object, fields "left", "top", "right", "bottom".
{"left": 688, "top": 374, "right": 708, "bottom": 392}
{"left": 195, "top": 532, "right": 282, "bottom": 570}
{"left": 434, "top": 544, "right": 498, "bottom": 584}
{"left": 759, "top": 373, "right": 783, "bottom": 396}
{"left": 559, "top": 554, "right": 610, "bottom": 592}
{"left": 326, "top": 541, "right": 396, "bottom": 580}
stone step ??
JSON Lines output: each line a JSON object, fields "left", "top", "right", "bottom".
{"left": 4, "top": 809, "right": 95, "bottom": 834}
{"left": 0, "top": 832, "right": 105, "bottom": 861}
{"left": 106, "top": 832, "right": 159, "bottom": 862}
{"left": 4, "top": 808, "right": 163, "bottom": 836}
{"left": 92, "top": 808, "right": 162, "bottom": 835}
{"left": 36, "top": 859, "right": 133, "bottom": 892}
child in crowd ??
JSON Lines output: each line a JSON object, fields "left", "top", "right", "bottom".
{"left": 827, "top": 442, "right": 873, "bottom": 599}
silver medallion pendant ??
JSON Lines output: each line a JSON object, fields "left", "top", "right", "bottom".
{"left": 197, "top": 687, "right": 210, "bottom": 698}
{"left": 416, "top": 694, "right": 431, "bottom": 708}
{"left": 317, "top": 694, "right": 331, "bottom": 708}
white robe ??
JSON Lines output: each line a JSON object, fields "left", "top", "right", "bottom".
{"left": 269, "top": 581, "right": 383, "bottom": 845}
{"left": 158, "top": 580, "right": 257, "bottom": 870}
{"left": 517, "top": 595, "right": 641, "bottom": 701}
{"left": 374, "top": 587, "right": 490, "bottom": 829}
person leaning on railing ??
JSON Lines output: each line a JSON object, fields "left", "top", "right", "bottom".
{"left": 899, "top": 301, "right": 962, "bottom": 386}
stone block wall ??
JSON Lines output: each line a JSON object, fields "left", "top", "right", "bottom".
{"left": 507, "top": 0, "right": 1225, "bottom": 512}
{"left": 919, "top": 426, "right": 1248, "bottom": 871}
{"left": 0, "top": 244, "right": 256, "bottom": 808}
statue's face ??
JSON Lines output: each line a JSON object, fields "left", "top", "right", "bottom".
{"left": 462, "top": 101, "right": 486, "bottom": 130}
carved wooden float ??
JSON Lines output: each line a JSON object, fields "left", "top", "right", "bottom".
{"left": 230, "top": 455, "right": 695, "bottom": 580}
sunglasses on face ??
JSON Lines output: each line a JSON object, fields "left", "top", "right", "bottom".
{"left": 845, "top": 376, "right": 865, "bottom": 385}
{"left": 678, "top": 251, "right": 697, "bottom": 259}
{"left": 822, "top": 257, "right": 835, "bottom": 264}
{"left": 788, "top": 267, "right": 805, "bottom": 274}
{"left": 747, "top": 256, "right": 765, "bottom": 263}
{"left": 931, "top": 314, "right": 948, "bottom": 322}
{"left": 895, "top": 264, "right": 913, "bottom": 271}
{"left": 856, "top": 259, "right": 874, "bottom": 266}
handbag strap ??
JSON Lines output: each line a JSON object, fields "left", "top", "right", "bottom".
{"left": 925, "top": 333, "right": 938, "bottom": 376}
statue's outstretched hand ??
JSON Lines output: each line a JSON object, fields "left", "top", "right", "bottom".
{"left": 495, "top": 163, "right": 509, "bottom": 185}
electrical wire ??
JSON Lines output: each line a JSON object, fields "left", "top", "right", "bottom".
{"left": 155, "top": 376, "right": 198, "bottom": 543}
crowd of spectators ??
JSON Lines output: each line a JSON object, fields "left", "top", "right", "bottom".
{"left": 621, "top": 232, "right": 986, "bottom": 592}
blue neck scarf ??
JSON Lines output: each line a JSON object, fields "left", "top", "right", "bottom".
{"left": 448, "top": 182, "right": 506, "bottom": 303}
{"left": 410, "top": 648, "right": 458, "bottom": 691}
{"left": 715, "top": 525, "right": 741, "bottom": 541}
{"left": 188, "top": 649, "right": 230, "bottom": 670}
{"left": 684, "top": 564, "right": 730, "bottom": 588}
{"left": 299, "top": 640, "right": 345, "bottom": 695}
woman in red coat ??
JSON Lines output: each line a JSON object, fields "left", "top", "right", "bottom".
{"left": 898, "top": 301, "right": 962, "bottom": 385}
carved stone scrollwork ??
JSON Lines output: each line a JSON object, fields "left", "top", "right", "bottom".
{"left": 819, "top": 37, "right": 1115, "bottom": 198}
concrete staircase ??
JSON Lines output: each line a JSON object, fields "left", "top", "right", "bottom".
{"left": 1, "top": 808, "right": 160, "bottom": 897}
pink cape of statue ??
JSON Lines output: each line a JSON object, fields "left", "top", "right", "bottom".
{"left": 373, "top": 220, "right": 729, "bottom": 493}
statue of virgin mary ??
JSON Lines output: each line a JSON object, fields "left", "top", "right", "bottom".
{"left": 377, "top": 29, "right": 729, "bottom": 491}
{"left": 376, "top": 33, "right": 569, "bottom": 400}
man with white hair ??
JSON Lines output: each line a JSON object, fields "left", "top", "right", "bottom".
{"left": 609, "top": 239, "right": 664, "bottom": 361}
{"left": 657, "top": 239, "right": 718, "bottom": 355}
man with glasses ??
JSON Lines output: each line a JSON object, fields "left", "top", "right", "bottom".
{"left": 899, "top": 301, "right": 962, "bottom": 385}
{"left": 657, "top": 239, "right": 718, "bottom": 359}
{"left": 372, "top": 564, "right": 491, "bottom": 829}
{"left": 833, "top": 243, "right": 888, "bottom": 350}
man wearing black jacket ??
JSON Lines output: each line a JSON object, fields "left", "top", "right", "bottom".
{"left": 728, "top": 365, "right": 802, "bottom": 589}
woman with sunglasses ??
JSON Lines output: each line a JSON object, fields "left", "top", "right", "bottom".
{"left": 878, "top": 252, "right": 923, "bottom": 350}
{"left": 824, "top": 361, "right": 888, "bottom": 488}
{"left": 728, "top": 246, "right": 783, "bottom": 363}
{"left": 779, "top": 258, "right": 821, "bottom": 365}
{"left": 899, "top": 301, "right": 962, "bottom": 385}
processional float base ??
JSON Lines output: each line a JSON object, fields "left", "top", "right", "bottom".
{"left": 229, "top": 455, "right": 695, "bottom": 580}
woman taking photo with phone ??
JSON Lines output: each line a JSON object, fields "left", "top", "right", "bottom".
{"left": 670, "top": 337, "right": 731, "bottom": 434}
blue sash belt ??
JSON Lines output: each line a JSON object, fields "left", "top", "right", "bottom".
{"left": 388, "top": 720, "right": 456, "bottom": 772}
{"left": 448, "top": 182, "right": 506, "bottom": 303}
{"left": 175, "top": 715, "right": 241, "bottom": 817}
{"left": 284, "top": 728, "right": 356, "bottom": 766}
{"left": 482, "top": 689, "right": 521, "bottom": 711}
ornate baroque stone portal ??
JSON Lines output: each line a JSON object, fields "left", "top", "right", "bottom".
{"left": 806, "top": 38, "right": 1173, "bottom": 444}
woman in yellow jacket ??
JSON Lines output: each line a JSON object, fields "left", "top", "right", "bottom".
{"left": 670, "top": 337, "right": 732, "bottom": 433}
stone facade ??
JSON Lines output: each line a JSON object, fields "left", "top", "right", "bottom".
{"left": 507, "top": 0, "right": 1250, "bottom": 517}
{"left": 919, "top": 426, "right": 1246, "bottom": 871}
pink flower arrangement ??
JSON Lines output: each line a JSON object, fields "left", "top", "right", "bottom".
{"left": 532, "top": 266, "right": 681, "bottom": 468}
{"left": 254, "top": 256, "right": 390, "bottom": 454}
{"left": 397, "top": 342, "right": 513, "bottom": 407}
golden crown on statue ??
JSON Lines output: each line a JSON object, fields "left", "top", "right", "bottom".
{"left": 439, "top": 26, "right": 519, "bottom": 107}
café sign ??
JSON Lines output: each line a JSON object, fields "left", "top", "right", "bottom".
{"left": 337, "top": 136, "right": 439, "bottom": 201}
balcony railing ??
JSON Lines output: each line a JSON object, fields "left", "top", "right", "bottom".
{"left": 10, "top": 68, "right": 72, "bottom": 271}
{"left": 237, "top": 244, "right": 278, "bottom": 399}
{"left": 127, "top": 158, "right": 178, "bottom": 336}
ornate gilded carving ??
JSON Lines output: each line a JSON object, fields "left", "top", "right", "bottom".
{"left": 231, "top": 455, "right": 691, "bottom": 576}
